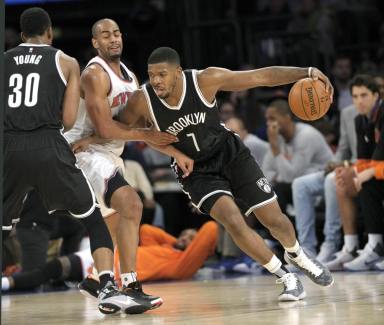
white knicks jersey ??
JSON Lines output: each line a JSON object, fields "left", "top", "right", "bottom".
{"left": 65, "top": 56, "right": 138, "bottom": 156}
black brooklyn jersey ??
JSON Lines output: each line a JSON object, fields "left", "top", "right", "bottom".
{"left": 144, "top": 69, "right": 229, "bottom": 162}
{"left": 4, "top": 44, "right": 66, "bottom": 132}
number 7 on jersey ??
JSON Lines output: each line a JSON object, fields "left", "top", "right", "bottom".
{"left": 186, "top": 133, "right": 200, "bottom": 152}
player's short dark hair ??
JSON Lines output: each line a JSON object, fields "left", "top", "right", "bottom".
{"left": 268, "top": 99, "right": 292, "bottom": 117}
{"left": 147, "top": 47, "right": 180, "bottom": 66}
{"left": 20, "top": 7, "right": 52, "bottom": 38}
{"left": 349, "top": 74, "right": 379, "bottom": 95}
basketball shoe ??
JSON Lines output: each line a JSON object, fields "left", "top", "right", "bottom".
{"left": 316, "top": 241, "right": 339, "bottom": 263}
{"left": 122, "top": 281, "right": 163, "bottom": 310}
{"left": 98, "top": 281, "right": 150, "bottom": 315}
{"left": 78, "top": 274, "right": 99, "bottom": 299}
{"left": 343, "top": 243, "right": 384, "bottom": 271}
{"left": 284, "top": 248, "right": 334, "bottom": 287}
{"left": 325, "top": 246, "right": 358, "bottom": 271}
{"left": 79, "top": 276, "right": 159, "bottom": 314}
{"left": 276, "top": 273, "right": 306, "bottom": 301}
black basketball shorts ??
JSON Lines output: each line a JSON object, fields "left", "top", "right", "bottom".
{"left": 3, "top": 129, "right": 97, "bottom": 230}
{"left": 173, "top": 133, "right": 276, "bottom": 215}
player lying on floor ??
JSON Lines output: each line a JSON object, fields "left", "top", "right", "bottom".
{"left": 1, "top": 222, "right": 218, "bottom": 294}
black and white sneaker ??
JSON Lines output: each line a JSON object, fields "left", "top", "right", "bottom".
{"left": 123, "top": 281, "right": 163, "bottom": 310}
{"left": 285, "top": 249, "right": 334, "bottom": 287}
{"left": 276, "top": 273, "right": 306, "bottom": 301}
{"left": 78, "top": 275, "right": 99, "bottom": 299}
{"left": 98, "top": 282, "right": 151, "bottom": 315}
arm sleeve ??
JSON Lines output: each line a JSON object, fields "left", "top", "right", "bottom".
{"left": 167, "top": 221, "right": 218, "bottom": 280}
{"left": 139, "top": 224, "right": 177, "bottom": 246}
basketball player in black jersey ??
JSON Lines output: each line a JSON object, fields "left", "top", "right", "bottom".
{"left": 3, "top": 7, "right": 149, "bottom": 315}
{"left": 119, "top": 47, "right": 335, "bottom": 301}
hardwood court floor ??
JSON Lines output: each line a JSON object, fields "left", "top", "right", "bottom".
{"left": 2, "top": 272, "right": 384, "bottom": 325}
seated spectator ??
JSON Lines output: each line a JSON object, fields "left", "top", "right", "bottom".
{"left": 1, "top": 222, "right": 218, "bottom": 292}
{"left": 292, "top": 104, "right": 357, "bottom": 259}
{"left": 262, "top": 99, "right": 334, "bottom": 215}
{"left": 326, "top": 74, "right": 384, "bottom": 271}
{"left": 218, "top": 100, "right": 236, "bottom": 122}
{"left": 225, "top": 117, "right": 269, "bottom": 165}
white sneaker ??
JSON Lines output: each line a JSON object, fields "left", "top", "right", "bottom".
{"left": 284, "top": 249, "right": 334, "bottom": 287}
{"left": 324, "top": 246, "right": 357, "bottom": 271}
{"left": 343, "top": 243, "right": 384, "bottom": 271}
{"left": 316, "top": 242, "right": 339, "bottom": 263}
{"left": 373, "top": 259, "right": 384, "bottom": 271}
{"left": 276, "top": 273, "right": 306, "bottom": 301}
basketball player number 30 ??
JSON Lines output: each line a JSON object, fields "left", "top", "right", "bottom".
{"left": 187, "top": 133, "right": 200, "bottom": 152}
{"left": 8, "top": 73, "right": 40, "bottom": 108}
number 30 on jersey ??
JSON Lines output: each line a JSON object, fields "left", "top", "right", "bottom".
{"left": 8, "top": 73, "right": 40, "bottom": 108}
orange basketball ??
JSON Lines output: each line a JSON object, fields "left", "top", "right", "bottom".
{"left": 288, "top": 78, "right": 331, "bottom": 121}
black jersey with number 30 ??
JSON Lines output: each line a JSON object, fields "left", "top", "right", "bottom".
{"left": 144, "top": 69, "right": 230, "bottom": 162}
{"left": 4, "top": 43, "right": 66, "bottom": 132}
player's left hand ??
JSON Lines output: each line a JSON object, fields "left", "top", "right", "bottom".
{"left": 175, "top": 153, "right": 194, "bottom": 178}
{"left": 310, "top": 67, "right": 334, "bottom": 103}
{"left": 71, "top": 137, "right": 93, "bottom": 153}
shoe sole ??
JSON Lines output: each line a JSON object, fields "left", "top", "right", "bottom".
{"left": 98, "top": 303, "right": 121, "bottom": 315}
{"left": 278, "top": 291, "right": 307, "bottom": 301}
{"left": 150, "top": 298, "right": 164, "bottom": 310}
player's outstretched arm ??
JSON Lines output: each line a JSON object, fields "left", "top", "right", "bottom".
{"left": 81, "top": 67, "right": 176, "bottom": 145}
{"left": 197, "top": 66, "right": 333, "bottom": 103}
{"left": 60, "top": 52, "right": 81, "bottom": 131}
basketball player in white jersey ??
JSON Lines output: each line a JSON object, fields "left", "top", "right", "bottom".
{"left": 65, "top": 19, "right": 192, "bottom": 311}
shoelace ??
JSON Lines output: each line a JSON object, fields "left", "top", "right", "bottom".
{"left": 292, "top": 252, "right": 322, "bottom": 277}
{"left": 276, "top": 274, "right": 298, "bottom": 291}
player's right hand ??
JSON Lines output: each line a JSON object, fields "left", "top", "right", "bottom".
{"left": 145, "top": 130, "right": 178, "bottom": 146}
{"left": 175, "top": 153, "right": 194, "bottom": 178}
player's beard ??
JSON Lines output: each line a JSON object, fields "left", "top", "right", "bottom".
{"left": 160, "top": 79, "right": 177, "bottom": 99}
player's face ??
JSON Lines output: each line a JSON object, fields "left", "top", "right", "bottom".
{"left": 93, "top": 21, "right": 123, "bottom": 60}
{"left": 174, "top": 229, "right": 197, "bottom": 251}
{"left": 148, "top": 63, "right": 181, "bottom": 99}
{"left": 352, "top": 86, "right": 379, "bottom": 116}
{"left": 265, "top": 106, "right": 287, "bottom": 132}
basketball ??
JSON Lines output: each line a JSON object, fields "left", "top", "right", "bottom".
{"left": 288, "top": 78, "right": 331, "bottom": 121}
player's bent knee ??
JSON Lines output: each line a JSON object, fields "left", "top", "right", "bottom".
{"left": 81, "top": 209, "right": 113, "bottom": 253}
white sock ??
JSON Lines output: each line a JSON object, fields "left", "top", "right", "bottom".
{"left": 121, "top": 272, "right": 137, "bottom": 287}
{"left": 284, "top": 240, "right": 301, "bottom": 255}
{"left": 263, "top": 255, "right": 287, "bottom": 278}
{"left": 2, "top": 277, "right": 10, "bottom": 291}
{"left": 368, "top": 234, "right": 383, "bottom": 248}
{"left": 344, "top": 234, "right": 359, "bottom": 252}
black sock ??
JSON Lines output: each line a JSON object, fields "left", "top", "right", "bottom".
{"left": 99, "top": 272, "right": 114, "bottom": 288}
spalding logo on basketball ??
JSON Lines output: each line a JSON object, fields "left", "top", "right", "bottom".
{"left": 288, "top": 78, "right": 331, "bottom": 121}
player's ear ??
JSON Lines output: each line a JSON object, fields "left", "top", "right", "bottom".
{"left": 46, "top": 27, "right": 53, "bottom": 44}
{"left": 91, "top": 38, "right": 99, "bottom": 50}
{"left": 20, "top": 32, "right": 26, "bottom": 42}
{"left": 176, "top": 65, "right": 183, "bottom": 78}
